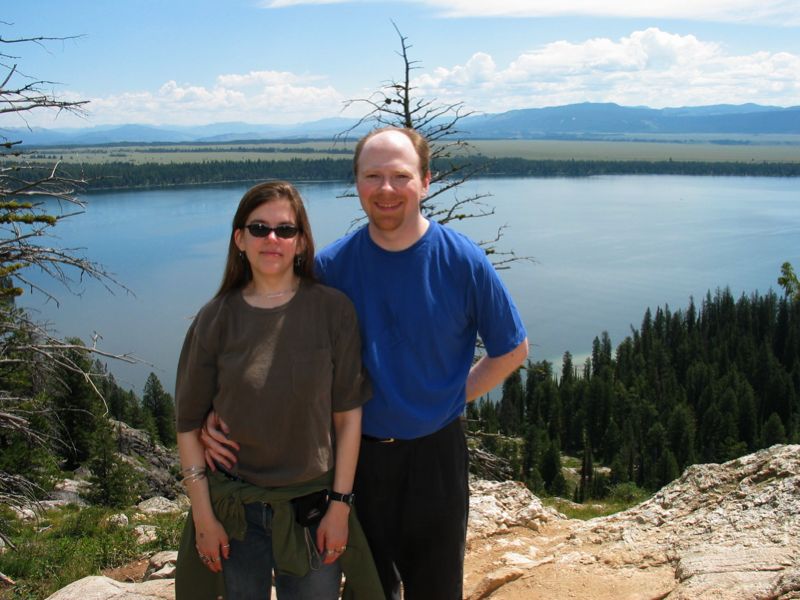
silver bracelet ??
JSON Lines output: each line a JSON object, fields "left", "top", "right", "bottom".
{"left": 181, "top": 465, "right": 205, "bottom": 476}
{"left": 181, "top": 472, "right": 207, "bottom": 486}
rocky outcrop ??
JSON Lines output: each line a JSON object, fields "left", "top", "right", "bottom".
{"left": 135, "top": 496, "right": 188, "bottom": 515}
{"left": 44, "top": 576, "right": 173, "bottom": 599}
{"left": 466, "top": 444, "right": 800, "bottom": 599}
{"left": 112, "top": 420, "right": 182, "bottom": 499}
{"left": 145, "top": 552, "right": 178, "bottom": 581}
{"left": 568, "top": 444, "right": 800, "bottom": 599}
{"left": 42, "top": 444, "right": 800, "bottom": 600}
{"left": 468, "top": 479, "right": 565, "bottom": 540}
{"left": 50, "top": 476, "right": 91, "bottom": 505}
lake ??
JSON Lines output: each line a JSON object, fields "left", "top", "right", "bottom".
{"left": 20, "top": 176, "right": 800, "bottom": 397}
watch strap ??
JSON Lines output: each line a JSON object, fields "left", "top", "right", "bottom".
{"left": 328, "top": 490, "right": 355, "bottom": 506}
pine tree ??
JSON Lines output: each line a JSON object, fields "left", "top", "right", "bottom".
{"left": 609, "top": 451, "right": 630, "bottom": 484}
{"left": 465, "top": 400, "right": 481, "bottom": 432}
{"left": 763, "top": 412, "right": 787, "bottom": 446}
{"left": 540, "top": 436, "right": 566, "bottom": 496}
{"left": 498, "top": 370, "right": 524, "bottom": 435}
{"left": 142, "top": 372, "right": 176, "bottom": 447}
{"left": 656, "top": 449, "right": 680, "bottom": 487}
{"left": 561, "top": 352, "right": 575, "bottom": 385}
{"left": 478, "top": 398, "right": 500, "bottom": 433}
{"left": 643, "top": 422, "right": 668, "bottom": 489}
{"left": 602, "top": 418, "right": 623, "bottom": 465}
{"left": 778, "top": 262, "right": 800, "bottom": 302}
{"left": 667, "top": 403, "right": 696, "bottom": 470}
{"left": 50, "top": 339, "right": 103, "bottom": 470}
{"left": 86, "top": 419, "right": 143, "bottom": 507}
{"left": 521, "top": 419, "right": 547, "bottom": 494}
{"left": 577, "top": 432, "right": 594, "bottom": 502}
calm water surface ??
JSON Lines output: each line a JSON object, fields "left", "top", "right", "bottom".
{"left": 21, "top": 176, "right": 800, "bottom": 396}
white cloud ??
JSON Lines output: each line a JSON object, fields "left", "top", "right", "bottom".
{"left": 413, "top": 27, "right": 800, "bottom": 111}
{"left": 47, "top": 70, "right": 347, "bottom": 127}
{"left": 258, "top": 0, "right": 800, "bottom": 26}
{"left": 19, "top": 27, "right": 798, "bottom": 128}
{"left": 215, "top": 70, "right": 321, "bottom": 88}
{"left": 424, "top": 0, "right": 800, "bottom": 24}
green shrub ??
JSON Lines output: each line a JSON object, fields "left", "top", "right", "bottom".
{"left": 149, "top": 512, "right": 185, "bottom": 550}
{"left": 0, "top": 506, "right": 144, "bottom": 598}
{"left": 608, "top": 481, "right": 649, "bottom": 504}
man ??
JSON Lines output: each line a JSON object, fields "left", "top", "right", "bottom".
{"left": 204, "top": 127, "right": 528, "bottom": 599}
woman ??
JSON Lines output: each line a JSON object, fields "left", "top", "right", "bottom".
{"left": 174, "top": 181, "right": 377, "bottom": 599}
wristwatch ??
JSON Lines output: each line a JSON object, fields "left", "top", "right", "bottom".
{"left": 328, "top": 491, "right": 355, "bottom": 506}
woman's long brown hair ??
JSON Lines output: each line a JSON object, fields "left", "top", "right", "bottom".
{"left": 215, "top": 181, "right": 316, "bottom": 299}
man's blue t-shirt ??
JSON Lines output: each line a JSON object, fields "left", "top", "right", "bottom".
{"left": 315, "top": 220, "right": 526, "bottom": 439}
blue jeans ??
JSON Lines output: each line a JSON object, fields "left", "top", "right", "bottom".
{"left": 223, "top": 502, "right": 341, "bottom": 600}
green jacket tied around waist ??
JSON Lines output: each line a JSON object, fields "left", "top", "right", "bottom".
{"left": 175, "top": 470, "right": 382, "bottom": 599}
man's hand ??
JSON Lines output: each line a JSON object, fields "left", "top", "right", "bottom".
{"left": 466, "top": 337, "right": 529, "bottom": 403}
{"left": 200, "top": 410, "right": 240, "bottom": 471}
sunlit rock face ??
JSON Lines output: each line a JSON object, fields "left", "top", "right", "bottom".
{"left": 465, "top": 444, "right": 800, "bottom": 600}
{"left": 43, "top": 444, "right": 800, "bottom": 600}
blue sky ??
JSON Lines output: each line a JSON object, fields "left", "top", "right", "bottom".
{"left": 5, "top": 0, "right": 800, "bottom": 128}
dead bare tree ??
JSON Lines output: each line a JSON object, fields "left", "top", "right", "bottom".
{"left": 337, "top": 23, "right": 532, "bottom": 269}
{"left": 0, "top": 31, "right": 136, "bottom": 529}
{"left": 0, "top": 31, "right": 88, "bottom": 124}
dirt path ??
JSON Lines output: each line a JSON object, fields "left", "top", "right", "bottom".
{"left": 464, "top": 521, "right": 676, "bottom": 600}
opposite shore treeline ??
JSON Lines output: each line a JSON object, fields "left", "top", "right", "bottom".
{"left": 18, "top": 156, "right": 800, "bottom": 192}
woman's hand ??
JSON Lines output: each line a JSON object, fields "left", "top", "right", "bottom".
{"left": 318, "top": 406, "right": 360, "bottom": 564}
{"left": 194, "top": 514, "right": 231, "bottom": 573}
{"left": 178, "top": 429, "right": 230, "bottom": 573}
{"left": 316, "top": 501, "right": 350, "bottom": 564}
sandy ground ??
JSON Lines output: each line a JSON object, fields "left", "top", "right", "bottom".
{"left": 464, "top": 521, "right": 676, "bottom": 600}
{"left": 103, "top": 523, "right": 677, "bottom": 600}
{"left": 102, "top": 521, "right": 678, "bottom": 600}
{"left": 102, "top": 558, "right": 150, "bottom": 583}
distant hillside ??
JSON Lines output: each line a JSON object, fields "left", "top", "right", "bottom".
{"left": 7, "top": 117, "right": 364, "bottom": 146}
{"left": 459, "top": 102, "right": 800, "bottom": 138}
{"left": 7, "top": 103, "right": 799, "bottom": 146}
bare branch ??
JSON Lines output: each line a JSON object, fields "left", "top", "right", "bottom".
{"left": 0, "top": 34, "right": 85, "bottom": 47}
{"left": 0, "top": 32, "right": 139, "bottom": 530}
{"left": 1, "top": 35, "right": 89, "bottom": 128}
{"left": 0, "top": 409, "right": 48, "bottom": 445}
{"left": 0, "top": 62, "right": 15, "bottom": 88}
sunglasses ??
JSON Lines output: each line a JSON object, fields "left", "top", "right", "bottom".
{"left": 244, "top": 223, "right": 300, "bottom": 239}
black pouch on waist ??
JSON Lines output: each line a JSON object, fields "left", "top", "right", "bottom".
{"left": 290, "top": 489, "right": 329, "bottom": 527}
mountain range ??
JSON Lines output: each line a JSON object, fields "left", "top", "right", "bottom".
{"left": 6, "top": 103, "right": 799, "bottom": 146}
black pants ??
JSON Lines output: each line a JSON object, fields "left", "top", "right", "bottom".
{"left": 354, "top": 418, "right": 469, "bottom": 600}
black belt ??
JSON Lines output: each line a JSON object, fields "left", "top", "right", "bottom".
{"left": 361, "top": 433, "right": 398, "bottom": 444}
{"left": 361, "top": 419, "right": 463, "bottom": 445}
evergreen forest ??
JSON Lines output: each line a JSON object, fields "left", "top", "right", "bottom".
{"left": 468, "top": 286, "right": 800, "bottom": 502}
{"left": 11, "top": 155, "right": 800, "bottom": 193}
{"left": 0, "top": 333, "right": 176, "bottom": 510}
